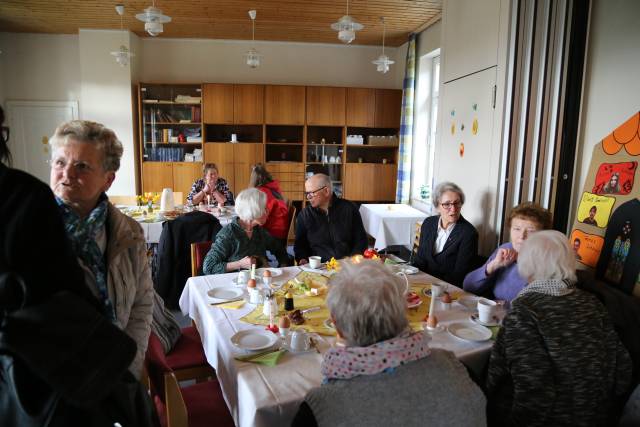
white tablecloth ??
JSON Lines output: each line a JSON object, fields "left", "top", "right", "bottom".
{"left": 359, "top": 204, "right": 428, "bottom": 250}
{"left": 134, "top": 208, "right": 237, "bottom": 244}
{"left": 179, "top": 267, "right": 493, "bottom": 427}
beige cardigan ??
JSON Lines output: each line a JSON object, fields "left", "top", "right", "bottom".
{"left": 79, "top": 203, "right": 153, "bottom": 377}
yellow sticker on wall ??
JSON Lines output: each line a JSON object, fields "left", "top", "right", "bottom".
{"left": 472, "top": 118, "right": 478, "bottom": 135}
{"left": 451, "top": 122, "right": 456, "bottom": 135}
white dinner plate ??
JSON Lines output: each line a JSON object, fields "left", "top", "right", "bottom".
{"left": 470, "top": 313, "right": 501, "bottom": 327}
{"left": 447, "top": 322, "right": 492, "bottom": 342}
{"left": 300, "top": 264, "right": 326, "bottom": 273}
{"left": 256, "top": 267, "right": 283, "bottom": 277}
{"left": 207, "top": 287, "right": 245, "bottom": 301}
{"left": 230, "top": 330, "right": 279, "bottom": 351}
{"left": 395, "top": 265, "right": 419, "bottom": 275}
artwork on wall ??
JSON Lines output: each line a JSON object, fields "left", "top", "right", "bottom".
{"left": 591, "top": 161, "right": 637, "bottom": 195}
{"left": 576, "top": 192, "right": 615, "bottom": 228}
{"left": 570, "top": 229, "right": 604, "bottom": 268}
{"left": 570, "top": 111, "right": 640, "bottom": 296}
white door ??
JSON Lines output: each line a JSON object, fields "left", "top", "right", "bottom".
{"left": 435, "top": 67, "right": 499, "bottom": 254}
{"left": 6, "top": 101, "right": 79, "bottom": 184}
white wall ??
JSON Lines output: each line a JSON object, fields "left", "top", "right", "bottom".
{"left": 78, "top": 29, "right": 137, "bottom": 194}
{"left": 572, "top": 0, "right": 640, "bottom": 220}
{"left": 0, "top": 33, "right": 80, "bottom": 106}
{"left": 417, "top": 20, "right": 442, "bottom": 58}
{"left": 139, "top": 37, "right": 403, "bottom": 88}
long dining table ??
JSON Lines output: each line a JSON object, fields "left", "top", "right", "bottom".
{"left": 179, "top": 266, "right": 494, "bottom": 427}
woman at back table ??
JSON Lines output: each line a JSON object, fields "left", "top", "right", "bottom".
{"left": 412, "top": 182, "right": 478, "bottom": 287}
{"left": 463, "top": 202, "right": 552, "bottom": 303}
{"left": 248, "top": 163, "right": 289, "bottom": 248}
{"left": 187, "top": 162, "right": 233, "bottom": 206}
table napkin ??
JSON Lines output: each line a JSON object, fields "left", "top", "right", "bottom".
{"left": 217, "top": 300, "right": 246, "bottom": 310}
{"left": 234, "top": 349, "right": 286, "bottom": 366}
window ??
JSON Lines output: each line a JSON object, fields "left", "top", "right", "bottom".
{"left": 411, "top": 51, "right": 440, "bottom": 210}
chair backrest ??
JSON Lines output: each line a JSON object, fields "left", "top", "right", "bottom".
{"left": 286, "top": 205, "right": 297, "bottom": 245}
{"left": 165, "top": 373, "right": 189, "bottom": 427}
{"left": 190, "top": 241, "right": 213, "bottom": 277}
{"left": 109, "top": 195, "right": 138, "bottom": 205}
{"left": 412, "top": 221, "right": 422, "bottom": 257}
{"left": 145, "top": 331, "right": 173, "bottom": 403}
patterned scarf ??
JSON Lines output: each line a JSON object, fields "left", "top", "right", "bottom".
{"left": 517, "top": 278, "right": 575, "bottom": 298}
{"left": 56, "top": 194, "right": 116, "bottom": 321}
{"left": 321, "top": 330, "right": 431, "bottom": 382}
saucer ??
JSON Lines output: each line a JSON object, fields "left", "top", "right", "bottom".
{"left": 470, "top": 313, "right": 501, "bottom": 327}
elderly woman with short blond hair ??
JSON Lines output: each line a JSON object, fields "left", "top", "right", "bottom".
{"left": 486, "top": 230, "right": 632, "bottom": 426}
{"left": 49, "top": 120, "right": 153, "bottom": 377}
{"left": 293, "top": 259, "right": 486, "bottom": 427}
{"left": 202, "top": 188, "right": 289, "bottom": 274}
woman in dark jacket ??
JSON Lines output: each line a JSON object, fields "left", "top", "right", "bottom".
{"left": 486, "top": 230, "right": 632, "bottom": 426}
{"left": 412, "top": 182, "right": 478, "bottom": 286}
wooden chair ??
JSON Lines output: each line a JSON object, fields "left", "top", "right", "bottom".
{"left": 109, "top": 195, "right": 138, "bottom": 205}
{"left": 190, "top": 241, "right": 213, "bottom": 277}
{"left": 146, "top": 333, "right": 233, "bottom": 427}
{"left": 411, "top": 221, "right": 422, "bottom": 262}
{"left": 286, "top": 205, "right": 297, "bottom": 246}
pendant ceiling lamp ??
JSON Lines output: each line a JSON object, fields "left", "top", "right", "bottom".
{"left": 331, "top": 0, "right": 363, "bottom": 44}
{"left": 135, "top": 0, "right": 171, "bottom": 37}
{"left": 110, "top": 4, "right": 135, "bottom": 67}
{"left": 372, "top": 17, "right": 394, "bottom": 73}
{"left": 245, "top": 10, "right": 262, "bottom": 69}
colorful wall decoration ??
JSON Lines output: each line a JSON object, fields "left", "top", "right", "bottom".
{"left": 570, "top": 112, "right": 640, "bottom": 296}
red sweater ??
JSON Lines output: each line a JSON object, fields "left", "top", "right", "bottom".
{"left": 258, "top": 181, "right": 289, "bottom": 239}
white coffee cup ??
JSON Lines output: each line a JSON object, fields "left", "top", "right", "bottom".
{"left": 237, "top": 270, "right": 249, "bottom": 285}
{"left": 309, "top": 256, "right": 322, "bottom": 269}
{"left": 231, "top": 133, "right": 238, "bottom": 142}
{"left": 430, "top": 283, "right": 444, "bottom": 298}
{"left": 477, "top": 298, "right": 498, "bottom": 323}
{"left": 289, "top": 329, "right": 310, "bottom": 352}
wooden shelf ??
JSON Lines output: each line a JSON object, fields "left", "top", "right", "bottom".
{"left": 305, "top": 161, "right": 342, "bottom": 165}
{"left": 145, "top": 142, "right": 202, "bottom": 146}
{"left": 143, "top": 101, "right": 201, "bottom": 106}
{"left": 266, "top": 142, "right": 303, "bottom": 145}
{"left": 144, "top": 122, "right": 201, "bottom": 125}
{"left": 346, "top": 144, "right": 399, "bottom": 149}
{"left": 308, "top": 143, "right": 343, "bottom": 147}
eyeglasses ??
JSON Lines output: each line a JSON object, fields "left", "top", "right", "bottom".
{"left": 305, "top": 186, "right": 327, "bottom": 199}
{"left": 440, "top": 201, "right": 462, "bottom": 210}
{"left": 49, "top": 157, "right": 95, "bottom": 174}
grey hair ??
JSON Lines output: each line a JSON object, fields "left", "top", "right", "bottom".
{"left": 432, "top": 181, "right": 465, "bottom": 208}
{"left": 518, "top": 230, "right": 577, "bottom": 283}
{"left": 234, "top": 188, "right": 266, "bottom": 222}
{"left": 327, "top": 259, "right": 408, "bottom": 347}
{"left": 308, "top": 173, "right": 333, "bottom": 192}
{"left": 49, "top": 120, "right": 123, "bottom": 172}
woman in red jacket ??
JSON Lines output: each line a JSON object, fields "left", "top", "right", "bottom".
{"left": 249, "top": 164, "right": 290, "bottom": 247}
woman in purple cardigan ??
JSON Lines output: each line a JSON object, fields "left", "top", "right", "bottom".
{"left": 463, "top": 203, "right": 552, "bottom": 302}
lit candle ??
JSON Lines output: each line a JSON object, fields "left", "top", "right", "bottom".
{"left": 251, "top": 263, "right": 256, "bottom": 280}
{"left": 206, "top": 194, "right": 211, "bottom": 206}
{"left": 428, "top": 289, "right": 436, "bottom": 316}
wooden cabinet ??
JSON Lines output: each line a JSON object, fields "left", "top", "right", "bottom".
{"left": 265, "top": 85, "right": 306, "bottom": 125}
{"left": 172, "top": 162, "right": 202, "bottom": 203}
{"left": 346, "top": 88, "right": 376, "bottom": 127}
{"left": 344, "top": 163, "right": 397, "bottom": 201}
{"left": 267, "top": 162, "right": 305, "bottom": 201}
{"left": 346, "top": 88, "right": 402, "bottom": 128}
{"left": 234, "top": 84, "right": 264, "bottom": 124}
{"left": 203, "top": 143, "right": 263, "bottom": 194}
{"left": 142, "top": 162, "right": 202, "bottom": 203}
{"left": 306, "top": 86, "right": 346, "bottom": 126}
{"left": 142, "top": 162, "right": 174, "bottom": 193}
{"left": 374, "top": 89, "right": 403, "bottom": 128}
{"left": 203, "top": 84, "right": 234, "bottom": 124}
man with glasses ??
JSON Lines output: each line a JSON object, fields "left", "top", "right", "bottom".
{"left": 294, "top": 173, "right": 368, "bottom": 264}
{"left": 412, "top": 181, "right": 478, "bottom": 287}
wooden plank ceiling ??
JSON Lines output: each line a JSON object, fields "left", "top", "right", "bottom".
{"left": 0, "top": 0, "right": 442, "bottom": 46}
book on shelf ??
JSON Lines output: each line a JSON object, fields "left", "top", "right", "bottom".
{"left": 175, "top": 95, "right": 201, "bottom": 104}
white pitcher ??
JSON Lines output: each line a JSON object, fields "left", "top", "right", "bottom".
{"left": 160, "top": 188, "right": 174, "bottom": 212}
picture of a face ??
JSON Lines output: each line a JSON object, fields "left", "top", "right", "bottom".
{"left": 589, "top": 206, "right": 597, "bottom": 219}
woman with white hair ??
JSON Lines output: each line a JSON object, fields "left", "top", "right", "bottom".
{"left": 49, "top": 120, "right": 153, "bottom": 378}
{"left": 202, "top": 188, "right": 289, "bottom": 274}
{"left": 412, "top": 181, "right": 478, "bottom": 286}
{"left": 486, "top": 230, "right": 632, "bottom": 426}
{"left": 293, "top": 259, "right": 486, "bottom": 427}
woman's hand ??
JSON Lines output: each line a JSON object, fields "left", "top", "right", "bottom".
{"left": 234, "top": 256, "right": 254, "bottom": 270}
{"left": 486, "top": 248, "right": 518, "bottom": 275}
{"left": 212, "top": 190, "right": 226, "bottom": 206}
